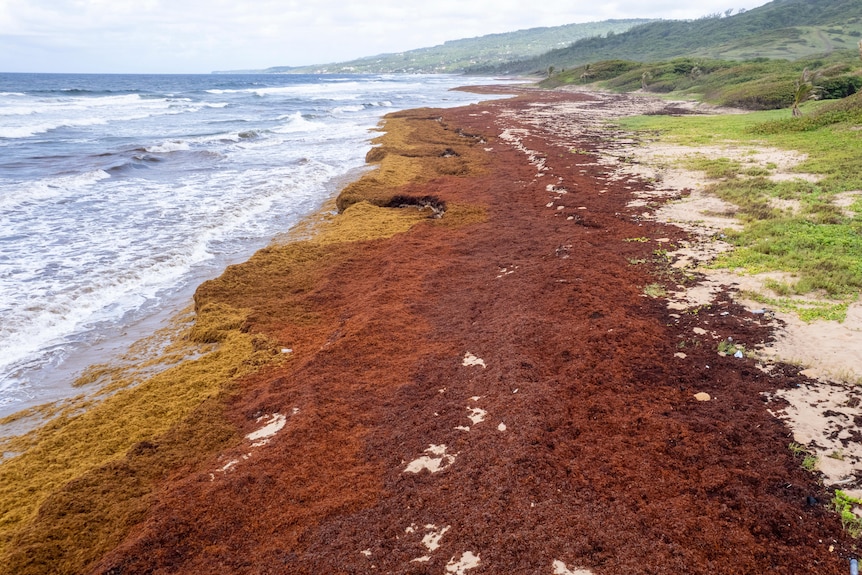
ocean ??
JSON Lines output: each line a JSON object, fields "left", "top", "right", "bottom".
{"left": 0, "top": 73, "right": 510, "bottom": 419}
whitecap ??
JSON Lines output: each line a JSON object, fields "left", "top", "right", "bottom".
{"left": 271, "top": 111, "right": 323, "bottom": 133}
{"left": 332, "top": 105, "right": 365, "bottom": 114}
{"left": 145, "top": 141, "right": 191, "bottom": 153}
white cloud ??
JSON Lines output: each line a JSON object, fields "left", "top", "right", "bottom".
{"left": 0, "top": 0, "right": 773, "bottom": 73}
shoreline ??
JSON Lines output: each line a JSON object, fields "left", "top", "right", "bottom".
{"left": 1, "top": 86, "right": 858, "bottom": 574}
{"left": 0, "top": 162, "right": 382, "bottom": 429}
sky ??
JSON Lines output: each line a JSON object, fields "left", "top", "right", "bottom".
{"left": 0, "top": 0, "right": 774, "bottom": 74}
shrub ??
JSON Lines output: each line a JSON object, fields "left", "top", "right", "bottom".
{"left": 819, "top": 75, "right": 862, "bottom": 99}
{"left": 718, "top": 78, "right": 796, "bottom": 109}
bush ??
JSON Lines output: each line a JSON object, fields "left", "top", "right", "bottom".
{"left": 718, "top": 78, "right": 796, "bottom": 109}
{"left": 819, "top": 76, "right": 862, "bottom": 99}
{"left": 752, "top": 90, "right": 862, "bottom": 132}
{"left": 588, "top": 59, "right": 642, "bottom": 79}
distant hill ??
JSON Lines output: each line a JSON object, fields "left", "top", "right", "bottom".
{"left": 213, "top": 20, "right": 651, "bottom": 74}
{"left": 466, "top": 0, "right": 862, "bottom": 75}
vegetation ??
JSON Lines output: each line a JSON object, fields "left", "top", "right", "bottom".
{"left": 218, "top": 0, "right": 862, "bottom": 78}
{"left": 717, "top": 338, "right": 747, "bottom": 356}
{"left": 468, "top": 0, "right": 862, "bottom": 75}
{"left": 617, "top": 89, "right": 862, "bottom": 321}
{"left": 217, "top": 20, "right": 651, "bottom": 74}
{"left": 833, "top": 490, "right": 862, "bottom": 537}
{"left": 791, "top": 68, "right": 820, "bottom": 116}
{"left": 542, "top": 50, "right": 862, "bottom": 111}
{"left": 643, "top": 282, "right": 668, "bottom": 298}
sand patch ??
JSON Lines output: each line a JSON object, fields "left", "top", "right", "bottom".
{"left": 456, "top": 403, "right": 488, "bottom": 432}
{"left": 769, "top": 197, "right": 803, "bottom": 215}
{"left": 446, "top": 551, "right": 480, "bottom": 574}
{"left": 620, "top": 143, "right": 815, "bottom": 191}
{"left": 212, "top": 411, "right": 293, "bottom": 478}
{"left": 462, "top": 352, "right": 486, "bottom": 368}
{"left": 768, "top": 381, "right": 862, "bottom": 493}
{"left": 757, "top": 301, "right": 862, "bottom": 383}
{"left": 467, "top": 407, "right": 487, "bottom": 425}
{"left": 672, "top": 267, "right": 862, "bottom": 383}
{"left": 246, "top": 412, "right": 287, "bottom": 447}
{"left": 834, "top": 190, "right": 862, "bottom": 218}
{"left": 421, "top": 524, "right": 450, "bottom": 552}
{"left": 404, "top": 444, "right": 457, "bottom": 474}
{"left": 496, "top": 266, "right": 518, "bottom": 278}
{"left": 553, "top": 560, "right": 595, "bottom": 575}
{"left": 407, "top": 523, "right": 452, "bottom": 562}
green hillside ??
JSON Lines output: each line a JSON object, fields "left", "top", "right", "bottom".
{"left": 214, "top": 20, "right": 650, "bottom": 74}
{"left": 542, "top": 50, "right": 862, "bottom": 111}
{"left": 466, "top": 0, "right": 862, "bottom": 75}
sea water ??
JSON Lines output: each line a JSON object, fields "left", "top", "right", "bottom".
{"left": 0, "top": 73, "right": 510, "bottom": 418}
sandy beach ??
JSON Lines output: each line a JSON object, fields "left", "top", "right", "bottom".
{"left": 0, "top": 85, "right": 859, "bottom": 574}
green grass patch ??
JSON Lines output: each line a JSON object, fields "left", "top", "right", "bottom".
{"left": 617, "top": 92, "right": 862, "bottom": 310}
{"left": 717, "top": 217, "right": 862, "bottom": 297}
{"left": 717, "top": 338, "right": 748, "bottom": 357}
{"left": 643, "top": 283, "right": 668, "bottom": 298}
{"left": 833, "top": 490, "right": 862, "bottom": 538}
{"left": 802, "top": 454, "right": 819, "bottom": 472}
{"left": 680, "top": 155, "right": 743, "bottom": 179}
{"left": 739, "top": 290, "right": 850, "bottom": 322}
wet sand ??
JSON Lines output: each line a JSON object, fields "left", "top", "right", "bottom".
{"left": 0, "top": 86, "right": 857, "bottom": 574}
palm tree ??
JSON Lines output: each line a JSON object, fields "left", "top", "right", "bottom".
{"left": 791, "top": 68, "right": 820, "bottom": 117}
{"left": 641, "top": 71, "right": 652, "bottom": 91}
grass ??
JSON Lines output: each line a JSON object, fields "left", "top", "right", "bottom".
{"left": 833, "top": 490, "right": 862, "bottom": 538}
{"left": 802, "top": 454, "right": 820, "bottom": 472}
{"left": 617, "top": 93, "right": 862, "bottom": 319}
{"left": 717, "top": 338, "right": 748, "bottom": 357}
{"left": 740, "top": 290, "right": 850, "bottom": 322}
{"left": 788, "top": 441, "right": 821, "bottom": 472}
{"left": 643, "top": 283, "right": 668, "bottom": 298}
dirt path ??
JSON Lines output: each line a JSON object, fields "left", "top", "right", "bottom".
{"left": 7, "top": 88, "right": 856, "bottom": 575}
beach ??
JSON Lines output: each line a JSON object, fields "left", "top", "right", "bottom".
{"left": 0, "top": 85, "right": 858, "bottom": 574}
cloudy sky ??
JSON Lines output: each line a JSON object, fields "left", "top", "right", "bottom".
{"left": 1, "top": 0, "right": 773, "bottom": 74}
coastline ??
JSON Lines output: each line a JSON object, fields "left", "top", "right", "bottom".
{"left": 0, "top": 86, "right": 857, "bottom": 574}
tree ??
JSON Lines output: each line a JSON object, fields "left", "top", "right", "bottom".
{"left": 791, "top": 68, "right": 820, "bottom": 117}
{"left": 547, "top": 65, "right": 555, "bottom": 78}
{"left": 641, "top": 70, "right": 652, "bottom": 91}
